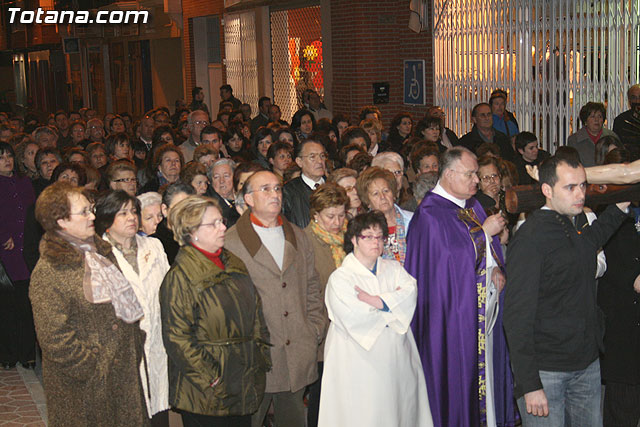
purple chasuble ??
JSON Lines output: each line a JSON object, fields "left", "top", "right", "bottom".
{"left": 406, "top": 191, "right": 518, "bottom": 427}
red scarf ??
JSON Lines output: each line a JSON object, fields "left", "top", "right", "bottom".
{"left": 192, "top": 244, "right": 225, "bottom": 270}
{"left": 250, "top": 213, "right": 283, "bottom": 227}
{"left": 587, "top": 129, "right": 603, "bottom": 145}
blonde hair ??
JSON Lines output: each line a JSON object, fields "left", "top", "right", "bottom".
{"left": 168, "top": 195, "right": 221, "bottom": 246}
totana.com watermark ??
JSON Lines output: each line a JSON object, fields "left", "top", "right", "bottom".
{"left": 8, "top": 8, "right": 149, "bottom": 24}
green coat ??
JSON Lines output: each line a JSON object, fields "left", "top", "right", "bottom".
{"left": 30, "top": 232, "right": 149, "bottom": 427}
{"left": 160, "top": 245, "right": 271, "bottom": 416}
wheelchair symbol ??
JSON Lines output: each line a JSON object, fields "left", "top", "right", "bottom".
{"left": 408, "top": 65, "right": 420, "bottom": 100}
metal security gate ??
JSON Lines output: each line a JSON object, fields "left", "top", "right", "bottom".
{"left": 433, "top": 0, "right": 640, "bottom": 152}
{"left": 224, "top": 11, "right": 259, "bottom": 112}
{"left": 270, "top": 5, "right": 323, "bottom": 122}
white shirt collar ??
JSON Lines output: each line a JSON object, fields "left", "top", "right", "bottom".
{"left": 433, "top": 182, "right": 467, "bottom": 208}
{"left": 301, "top": 173, "right": 324, "bottom": 189}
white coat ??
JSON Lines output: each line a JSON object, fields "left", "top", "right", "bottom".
{"left": 318, "top": 253, "right": 433, "bottom": 427}
{"left": 110, "top": 234, "right": 170, "bottom": 417}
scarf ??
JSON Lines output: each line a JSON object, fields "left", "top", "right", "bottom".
{"left": 58, "top": 231, "right": 144, "bottom": 324}
{"left": 310, "top": 219, "right": 347, "bottom": 268}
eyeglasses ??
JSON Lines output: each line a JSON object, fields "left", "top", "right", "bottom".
{"left": 452, "top": 169, "right": 478, "bottom": 179}
{"left": 299, "top": 153, "right": 327, "bottom": 162}
{"left": 70, "top": 206, "right": 96, "bottom": 217}
{"left": 200, "top": 218, "right": 227, "bottom": 228}
{"left": 479, "top": 173, "right": 500, "bottom": 183}
{"left": 113, "top": 177, "right": 137, "bottom": 183}
{"left": 357, "top": 234, "right": 385, "bottom": 242}
{"left": 193, "top": 120, "right": 210, "bottom": 126}
{"left": 248, "top": 185, "right": 283, "bottom": 194}
{"left": 342, "top": 185, "right": 356, "bottom": 192}
{"left": 389, "top": 170, "right": 403, "bottom": 177}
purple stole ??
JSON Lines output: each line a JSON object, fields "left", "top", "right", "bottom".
{"left": 457, "top": 207, "right": 489, "bottom": 424}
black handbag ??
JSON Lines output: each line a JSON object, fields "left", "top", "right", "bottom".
{"left": 0, "top": 259, "right": 15, "bottom": 292}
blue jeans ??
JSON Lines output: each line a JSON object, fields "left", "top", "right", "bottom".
{"left": 517, "top": 359, "right": 602, "bottom": 427}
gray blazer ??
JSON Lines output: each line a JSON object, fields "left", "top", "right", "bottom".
{"left": 567, "top": 127, "right": 618, "bottom": 167}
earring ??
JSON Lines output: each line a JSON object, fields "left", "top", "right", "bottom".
{"left": 194, "top": 236, "right": 198, "bottom": 241}
{"left": 314, "top": 218, "right": 318, "bottom": 223}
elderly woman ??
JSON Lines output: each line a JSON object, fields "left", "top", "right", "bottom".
{"left": 356, "top": 167, "right": 413, "bottom": 265}
{"left": 33, "top": 148, "right": 61, "bottom": 196}
{"left": 181, "top": 161, "right": 209, "bottom": 195}
{"left": 29, "top": 182, "right": 149, "bottom": 426}
{"left": 372, "top": 151, "right": 413, "bottom": 212}
{"left": 360, "top": 118, "right": 382, "bottom": 156}
{"left": 304, "top": 183, "right": 349, "bottom": 427}
{"left": 0, "top": 142, "right": 36, "bottom": 369}
{"left": 329, "top": 167, "right": 362, "bottom": 218}
{"left": 137, "top": 192, "right": 163, "bottom": 236}
{"left": 139, "top": 144, "right": 184, "bottom": 194}
{"left": 86, "top": 142, "right": 108, "bottom": 170}
{"left": 95, "top": 190, "right": 171, "bottom": 427}
{"left": 318, "top": 211, "right": 432, "bottom": 427}
{"left": 567, "top": 102, "right": 618, "bottom": 167}
{"left": 160, "top": 196, "right": 271, "bottom": 427}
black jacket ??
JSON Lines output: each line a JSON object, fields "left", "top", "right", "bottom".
{"left": 205, "top": 188, "right": 240, "bottom": 228}
{"left": 459, "top": 126, "right": 516, "bottom": 162}
{"left": 282, "top": 176, "right": 314, "bottom": 228}
{"left": 597, "top": 213, "right": 640, "bottom": 384}
{"left": 513, "top": 150, "right": 550, "bottom": 185}
{"left": 504, "top": 205, "right": 628, "bottom": 397}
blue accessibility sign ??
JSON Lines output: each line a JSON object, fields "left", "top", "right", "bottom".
{"left": 403, "top": 60, "right": 426, "bottom": 105}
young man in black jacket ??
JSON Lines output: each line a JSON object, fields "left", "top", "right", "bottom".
{"left": 504, "top": 155, "right": 630, "bottom": 426}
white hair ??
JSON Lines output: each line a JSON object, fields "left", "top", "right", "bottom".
{"left": 137, "top": 191, "right": 162, "bottom": 210}
{"left": 372, "top": 151, "right": 404, "bottom": 170}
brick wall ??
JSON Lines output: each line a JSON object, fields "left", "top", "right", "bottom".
{"left": 181, "top": 0, "right": 226, "bottom": 100}
{"left": 330, "top": 0, "right": 433, "bottom": 129}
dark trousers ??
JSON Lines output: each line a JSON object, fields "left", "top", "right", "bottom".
{"left": 181, "top": 411, "right": 250, "bottom": 427}
{"left": 306, "top": 362, "right": 323, "bottom": 427}
{"left": 0, "top": 280, "right": 35, "bottom": 365}
{"left": 604, "top": 382, "right": 640, "bottom": 427}
{"left": 150, "top": 410, "right": 169, "bottom": 427}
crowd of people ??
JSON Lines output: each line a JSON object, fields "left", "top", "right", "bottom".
{"left": 1, "top": 81, "right": 640, "bottom": 427}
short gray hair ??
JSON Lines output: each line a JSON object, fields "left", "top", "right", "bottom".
{"left": 137, "top": 191, "right": 162, "bottom": 210}
{"left": 439, "top": 146, "right": 475, "bottom": 179}
{"left": 188, "top": 109, "right": 208, "bottom": 125}
{"left": 372, "top": 151, "right": 404, "bottom": 170}
{"left": 208, "top": 157, "right": 237, "bottom": 181}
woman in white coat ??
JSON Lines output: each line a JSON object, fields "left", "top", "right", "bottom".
{"left": 318, "top": 211, "right": 433, "bottom": 427}
{"left": 95, "top": 190, "right": 171, "bottom": 427}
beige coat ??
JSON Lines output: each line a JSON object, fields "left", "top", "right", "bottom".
{"left": 225, "top": 211, "right": 327, "bottom": 393}
{"left": 304, "top": 225, "right": 337, "bottom": 362}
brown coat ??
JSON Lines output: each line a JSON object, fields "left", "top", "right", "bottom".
{"left": 304, "top": 225, "right": 337, "bottom": 362}
{"left": 29, "top": 232, "right": 149, "bottom": 427}
{"left": 224, "top": 211, "right": 327, "bottom": 393}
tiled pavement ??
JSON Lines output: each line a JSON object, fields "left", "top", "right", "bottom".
{"left": 0, "top": 365, "right": 46, "bottom": 426}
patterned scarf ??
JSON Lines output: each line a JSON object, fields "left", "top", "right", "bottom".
{"left": 383, "top": 205, "right": 408, "bottom": 265}
{"left": 58, "top": 231, "right": 144, "bottom": 324}
{"left": 310, "top": 219, "right": 347, "bottom": 268}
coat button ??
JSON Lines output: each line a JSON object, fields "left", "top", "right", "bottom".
{"left": 285, "top": 339, "right": 290, "bottom": 345}
{"left": 112, "top": 324, "right": 118, "bottom": 331}
{"left": 284, "top": 311, "right": 288, "bottom": 317}
{"left": 282, "top": 282, "right": 287, "bottom": 288}
{"left": 634, "top": 257, "right": 640, "bottom": 262}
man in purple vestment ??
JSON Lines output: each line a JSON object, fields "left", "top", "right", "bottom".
{"left": 406, "top": 147, "right": 519, "bottom": 427}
